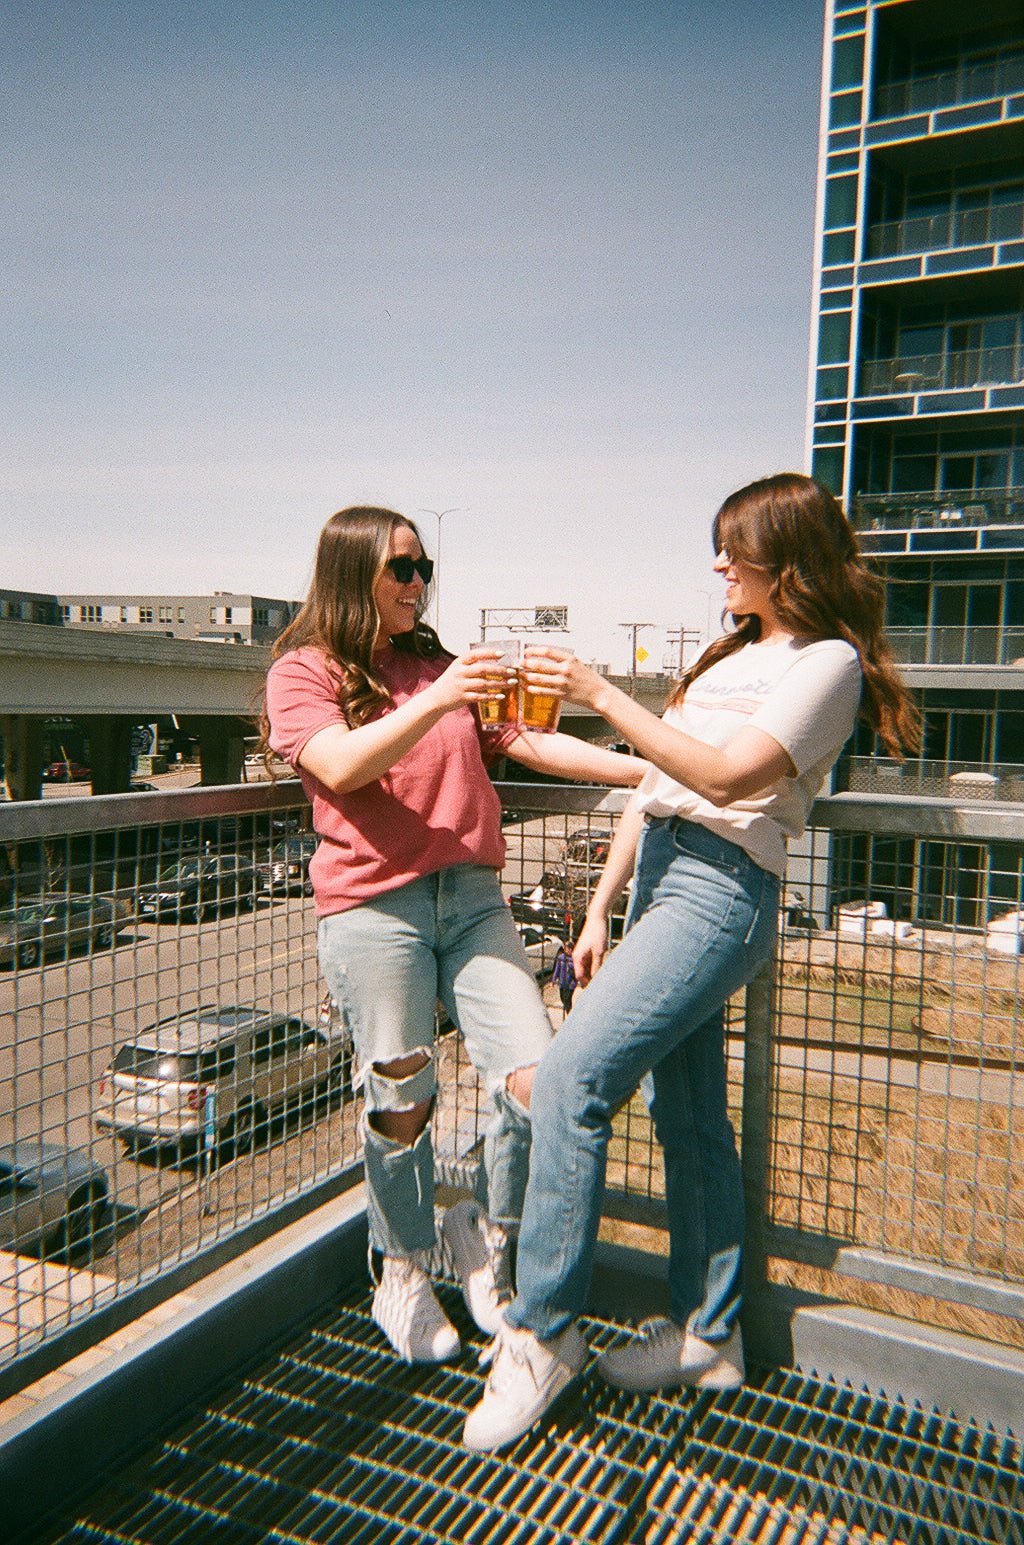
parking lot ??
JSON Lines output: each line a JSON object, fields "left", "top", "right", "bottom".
{"left": 0, "top": 802, "right": 620, "bottom": 1367}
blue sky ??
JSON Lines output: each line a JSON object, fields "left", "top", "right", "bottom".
{"left": 2, "top": 0, "right": 826, "bottom": 669}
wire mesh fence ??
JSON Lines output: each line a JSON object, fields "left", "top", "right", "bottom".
{"left": 0, "top": 783, "right": 356, "bottom": 1379}
{"left": 766, "top": 799, "right": 1024, "bottom": 1343}
{"left": 3, "top": 777, "right": 1023, "bottom": 1391}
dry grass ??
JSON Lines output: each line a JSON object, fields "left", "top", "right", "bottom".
{"left": 444, "top": 951, "right": 1024, "bottom": 1353}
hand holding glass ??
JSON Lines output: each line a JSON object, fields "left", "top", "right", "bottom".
{"left": 520, "top": 642, "right": 571, "bottom": 732}
{"left": 474, "top": 640, "right": 520, "bottom": 727}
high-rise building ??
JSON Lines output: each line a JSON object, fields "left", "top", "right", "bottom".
{"left": 807, "top": 0, "right": 1024, "bottom": 924}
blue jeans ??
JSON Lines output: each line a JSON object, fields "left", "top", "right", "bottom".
{"left": 317, "top": 864, "right": 554, "bottom": 1259}
{"left": 506, "top": 817, "right": 779, "bottom": 1343}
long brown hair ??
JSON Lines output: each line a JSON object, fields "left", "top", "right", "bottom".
{"left": 260, "top": 506, "right": 447, "bottom": 746}
{"left": 671, "top": 473, "right": 920, "bottom": 757}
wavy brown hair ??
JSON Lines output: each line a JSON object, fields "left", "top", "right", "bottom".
{"left": 258, "top": 506, "right": 447, "bottom": 756}
{"left": 671, "top": 473, "right": 920, "bottom": 757}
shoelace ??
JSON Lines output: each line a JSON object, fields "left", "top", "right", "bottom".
{"left": 633, "top": 1317, "right": 678, "bottom": 1345}
{"left": 478, "top": 1327, "right": 539, "bottom": 1393}
{"left": 480, "top": 1221, "right": 511, "bottom": 1299}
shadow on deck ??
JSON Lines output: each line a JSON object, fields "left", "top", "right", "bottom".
{"left": 5, "top": 1192, "right": 1021, "bottom": 1545}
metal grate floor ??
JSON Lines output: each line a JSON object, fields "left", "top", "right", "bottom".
{"left": 19, "top": 1280, "right": 1024, "bottom": 1545}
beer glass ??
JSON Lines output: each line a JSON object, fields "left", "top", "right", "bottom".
{"left": 475, "top": 639, "right": 520, "bottom": 727}
{"left": 520, "top": 637, "right": 570, "bottom": 733}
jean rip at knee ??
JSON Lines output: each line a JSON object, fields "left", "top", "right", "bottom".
{"left": 363, "top": 1048, "right": 436, "bottom": 1115}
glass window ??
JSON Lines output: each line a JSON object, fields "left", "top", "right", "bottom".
{"left": 818, "top": 312, "right": 851, "bottom": 364}
{"left": 829, "top": 91, "right": 862, "bottom": 128}
{"left": 832, "top": 34, "right": 864, "bottom": 89}
{"left": 823, "top": 230, "right": 856, "bottom": 265}
{"left": 824, "top": 176, "right": 858, "bottom": 230}
{"left": 816, "top": 365, "right": 849, "bottom": 400}
{"left": 887, "top": 582, "right": 928, "bottom": 627}
{"left": 812, "top": 446, "right": 845, "bottom": 495}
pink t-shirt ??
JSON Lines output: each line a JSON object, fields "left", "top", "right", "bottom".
{"left": 265, "top": 645, "right": 517, "bottom": 915}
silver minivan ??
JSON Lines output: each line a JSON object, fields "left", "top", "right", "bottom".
{"left": 96, "top": 1005, "right": 351, "bottom": 1156}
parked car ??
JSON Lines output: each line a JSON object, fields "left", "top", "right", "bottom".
{"left": 137, "top": 855, "right": 256, "bottom": 920}
{"left": 42, "top": 760, "right": 91, "bottom": 783}
{"left": 509, "top": 873, "right": 578, "bottom": 936}
{"left": 0, "top": 1141, "right": 111, "bottom": 1260}
{"left": 561, "top": 828, "right": 614, "bottom": 874}
{"left": 257, "top": 835, "right": 317, "bottom": 897}
{"left": 509, "top": 867, "right": 629, "bottom": 943}
{"left": 0, "top": 893, "right": 130, "bottom": 970}
{"left": 95, "top": 1004, "right": 352, "bottom": 1155}
{"left": 516, "top": 923, "right": 566, "bottom": 980}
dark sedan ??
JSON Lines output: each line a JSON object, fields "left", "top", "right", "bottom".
{"left": 137, "top": 855, "right": 256, "bottom": 921}
{"left": 0, "top": 893, "right": 131, "bottom": 970}
{"left": 0, "top": 1141, "right": 111, "bottom": 1260}
{"left": 256, "top": 835, "right": 318, "bottom": 897}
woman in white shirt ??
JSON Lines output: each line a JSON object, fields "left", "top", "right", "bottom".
{"left": 464, "top": 472, "right": 920, "bottom": 1451}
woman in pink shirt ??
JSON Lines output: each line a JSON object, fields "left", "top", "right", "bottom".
{"left": 264, "top": 505, "right": 643, "bottom": 1365}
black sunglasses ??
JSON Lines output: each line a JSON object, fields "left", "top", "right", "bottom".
{"left": 386, "top": 554, "right": 434, "bottom": 585}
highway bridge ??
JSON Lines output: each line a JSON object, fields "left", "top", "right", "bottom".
{"left": 0, "top": 620, "right": 672, "bottom": 799}
{"left": 0, "top": 621, "right": 269, "bottom": 797}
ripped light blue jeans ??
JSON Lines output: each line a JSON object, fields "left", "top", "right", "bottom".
{"left": 317, "top": 864, "right": 554, "bottom": 1260}
{"left": 506, "top": 817, "right": 780, "bottom": 1344}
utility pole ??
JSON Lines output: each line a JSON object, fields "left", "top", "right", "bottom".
{"left": 666, "top": 627, "right": 701, "bottom": 674}
{"left": 619, "top": 622, "right": 655, "bottom": 697}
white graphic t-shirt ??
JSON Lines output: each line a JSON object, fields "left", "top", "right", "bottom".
{"left": 634, "top": 637, "right": 863, "bottom": 876}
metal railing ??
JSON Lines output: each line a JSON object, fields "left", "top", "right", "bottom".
{"left": 884, "top": 624, "right": 1024, "bottom": 667}
{"left": 847, "top": 756, "right": 1024, "bottom": 801}
{"left": 2, "top": 779, "right": 1023, "bottom": 1396}
{"left": 0, "top": 781, "right": 356, "bottom": 1390}
{"left": 860, "top": 343, "right": 1024, "bottom": 396}
{"left": 853, "top": 487, "right": 1024, "bottom": 532}
{"left": 865, "top": 198, "right": 1024, "bottom": 260}
{"left": 478, "top": 785, "right": 1024, "bottom": 1357}
{"left": 873, "top": 51, "right": 1024, "bottom": 119}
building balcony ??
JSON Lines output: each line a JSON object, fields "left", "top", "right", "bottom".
{"left": 847, "top": 755, "right": 1024, "bottom": 801}
{"left": 860, "top": 343, "right": 1024, "bottom": 396}
{"left": 873, "top": 51, "right": 1024, "bottom": 122}
{"left": 1, "top": 782, "right": 1022, "bottom": 1539}
{"left": 865, "top": 198, "right": 1024, "bottom": 262}
{"left": 853, "top": 487, "right": 1024, "bottom": 533}
{"left": 885, "top": 624, "right": 1024, "bottom": 668}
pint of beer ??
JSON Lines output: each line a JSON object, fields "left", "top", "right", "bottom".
{"left": 475, "top": 639, "right": 520, "bottom": 728}
{"left": 520, "top": 639, "right": 569, "bottom": 733}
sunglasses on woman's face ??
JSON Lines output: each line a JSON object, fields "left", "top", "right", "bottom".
{"left": 386, "top": 554, "right": 434, "bottom": 584}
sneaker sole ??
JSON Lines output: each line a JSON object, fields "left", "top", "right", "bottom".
{"left": 372, "top": 1321, "right": 461, "bottom": 1364}
{"left": 596, "top": 1349, "right": 744, "bottom": 1394}
{"left": 462, "top": 1363, "right": 586, "bottom": 1453}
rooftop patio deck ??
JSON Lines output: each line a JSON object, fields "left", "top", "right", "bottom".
{"left": 0, "top": 780, "right": 1021, "bottom": 1542}
{"left": 18, "top": 1290, "right": 1024, "bottom": 1545}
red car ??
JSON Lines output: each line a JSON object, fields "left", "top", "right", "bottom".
{"left": 43, "top": 760, "right": 92, "bottom": 783}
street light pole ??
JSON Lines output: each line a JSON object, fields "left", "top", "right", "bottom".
{"left": 697, "top": 589, "right": 714, "bottom": 647}
{"left": 417, "top": 507, "right": 460, "bottom": 637}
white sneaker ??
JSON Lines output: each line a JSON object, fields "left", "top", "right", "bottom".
{"left": 462, "top": 1318, "right": 589, "bottom": 1452}
{"left": 441, "top": 1199, "right": 512, "bottom": 1336}
{"left": 596, "top": 1318, "right": 744, "bottom": 1393}
{"left": 371, "top": 1256, "right": 461, "bottom": 1363}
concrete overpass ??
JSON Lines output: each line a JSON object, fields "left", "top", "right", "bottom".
{"left": 0, "top": 622, "right": 271, "bottom": 798}
{"left": 0, "top": 619, "right": 674, "bottom": 798}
